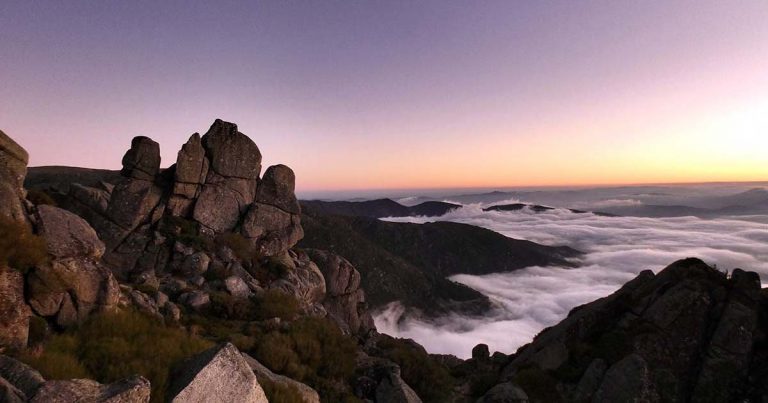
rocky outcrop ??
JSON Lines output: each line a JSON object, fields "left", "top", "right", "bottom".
{"left": 268, "top": 250, "right": 326, "bottom": 309}
{"left": 167, "top": 343, "right": 268, "bottom": 403}
{"left": 306, "top": 249, "right": 374, "bottom": 335}
{"left": 121, "top": 136, "right": 161, "bottom": 181}
{"left": 31, "top": 376, "right": 150, "bottom": 403}
{"left": 484, "top": 258, "right": 768, "bottom": 403}
{"left": 50, "top": 119, "right": 302, "bottom": 287}
{"left": 25, "top": 205, "right": 119, "bottom": 328}
{"left": 0, "top": 270, "right": 32, "bottom": 349}
{"left": 0, "top": 129, "right": 30, "bottom": 223}
{"left": 354, "top": 355, "right": 422, "bottom": 403}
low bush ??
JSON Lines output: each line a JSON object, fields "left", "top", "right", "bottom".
{"left": 18, "top": 310, "right": 212, "bottom": 403}
{"left": 254, "top": 289, "right": 300, "bottom": 321}
{"left": 157, "top": 216, "right": 212, "bottom": 252}
{"left": 0, "top": 215, "right": 49, "bottom": 273}
{"left": 513, "top": 365, "right": 561, "bottom": 403}
{"left": 259, "top": 377, "right": 305, "bottom": 403}
{"left": 251, "top": 317, "right": 358, "bottom": 401}
{"left": 374, "top": 336, "right": 455, "bottom": 402}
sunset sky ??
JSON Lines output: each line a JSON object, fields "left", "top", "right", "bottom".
{"left": 1, "top": 1, "right": 767, "bottom": 192}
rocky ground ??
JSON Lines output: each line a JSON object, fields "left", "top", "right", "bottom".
{"left": 2, "top": 122, "right": 767, "bottom": 402}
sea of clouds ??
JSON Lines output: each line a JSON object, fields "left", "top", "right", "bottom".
{"left": 374, "top": 202, "right": 768, "bottom": 359}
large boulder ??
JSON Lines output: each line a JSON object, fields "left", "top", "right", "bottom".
{"left": 355, "top": 356, "right": 422, "bottom": 403}
{"left": 241, "top": 203, "right": 303, "bottom": 256}
{"left": 201, "top": 119, "right": 261, "bottom": 180}
{"left": 255, "top": 164, "right": 300, "bottom": 214}
{"left": 31, "top": 376, "right": 150, "bottom": 403}
{"left": 120, "top": 136, "right": 160, "bottom": 181}
{"left": 35, "top": 205, "right": 105, "bottom": 259}
{"left": 174, "top": 133, "right": 209, "bottom": 195}
{"left": 306, "top": 249, "right": 375, "bottom": 335}
{"left": 26, "top": 259, "right": 119, "bottom": 327}
{"left": 0, "top": 270, "right": 32, "bottom": 349}
{"left": 0, "top": 130, "right": 29, "bottom": 223}
{"left": 192, "top": 175, "right": 256, "bottom": 233}
{"left": 269, "top": 250, "right": 326, "bottom": 307}
{"left": 167, "top": 343, "right": 268, "bottom": 403}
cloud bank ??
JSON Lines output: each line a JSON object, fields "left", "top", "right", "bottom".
{"left": 375, "top": 204, "right": 768, "bottom": 359}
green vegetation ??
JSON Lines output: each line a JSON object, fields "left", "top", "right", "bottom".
{"left": 26, "top": 189, "right": 57, "bottom": 206}
{"left": 0, "top": 215, "right": 49, "bottom": 273}
{"left": 374, "top": 336, "right": 455, "bottom": 402}
{"left": 207, "top": 289, "right": 300, "bottom": 322}
{"left": 18, "top": 310, "right": 212, "bottom": 403}
{"left": 259, "top": 377, "right": 305, "bottom": 403}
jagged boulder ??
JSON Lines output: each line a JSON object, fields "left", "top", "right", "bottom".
{"left": 355, "top": 356, "right": 422, "bottom": 403}
{"left": 201, "top": 119, "right": 261, "bottom": 180}
{"left": 167, "top": 343, "right": 268, "bottom": 403}
{"left": 306, "top": 249, "right": 374, "bottom": 335}
{"left": 0, "top": 130, "right": 29, "bottom": 223}
{"left": 493, "top": 258, "right": 767, "bottom": 403}
{"left": 269, "top": 250, "right": 326, "bottom": 308}
{"left": 35, "top": 205, "right": 105, "bottom": 259}
{"left": 31, "top": 376, "right": 150, "bottom": 403}
{"left": 254, "top": 164, "right": 300, "bottom": 214}
{"left": 121, "top": 136, "right": 160, "bottom": 181}
{"left": 0, "top": 270, "right": 32, "bottom": 349}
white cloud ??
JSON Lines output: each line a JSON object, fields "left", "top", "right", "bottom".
{"left": 375, "top": 206, "right": 768, "bottom": 359}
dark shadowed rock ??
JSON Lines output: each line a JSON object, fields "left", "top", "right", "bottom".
{"left": 201, "top": 119, "right": 261, "bottom": 179}
{"left": 305, "top": 249, "right": 374, "bottom": 335}
{"left": 0, "top": 355, "right": 45, "bottom": 398}
{"left": 355, "top": 356, "right": 422, "bottom": 403}
{"left": 494, "top": 258, "right": 768, "bottom": 403}
{"left": 478, "top": 382, "right": 529, "bottom": 403}
{"left": 0, "top": 376, "right": 25, "bottom": 403}
{"left": 31, "top": 376, "right": 150, "bottom": 403}
{"left": 121, "top": 136, "right": 160, "bottom": 181}
{"left": 255, "top": 164, "right": 300, "bottom": 214}
{"left": 269, "top": 250, "right": 326, "bottom": 308}
{"left": 167, "top": 343, "right": 267, "bottom": 403}
{"left": 36, "top": 205, "right": 105, "bottom": 259}
{"left": 0, "top": 270, "right": 32, "bottom": 349}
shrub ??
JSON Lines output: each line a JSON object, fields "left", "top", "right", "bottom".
{"left": 253, "top": 289, "right": 300, "bottom": 321}
{"left": 259, "top": 377, "right": 305, "bottom": 403}
{"left": 26, "top": 189, "right": 57, "bottom": 206}
{"left": 375, "top": 337, "right": 455, "bottom": 402}
{"left": 18, "top": 310, "right": 212, "bottom": 403}
{"left": 0, "top": 215, "right": 49, "bottom": 273}
{"left": 251, "top": 317, "right": 358, "bottom": 400}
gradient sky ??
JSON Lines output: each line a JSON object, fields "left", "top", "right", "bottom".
{"left": 1, "top": 1, "right": 767, "bottom": 193}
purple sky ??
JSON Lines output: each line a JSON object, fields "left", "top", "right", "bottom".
{"left": 2, "top": 1, "right": 767, "bottom": 192}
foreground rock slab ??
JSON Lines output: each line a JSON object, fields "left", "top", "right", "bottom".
{"left": 31, "top": 376, "right": 150, "bottom": 403}
{"left": 167, "top": 343, "right": 268, "bottom": 403}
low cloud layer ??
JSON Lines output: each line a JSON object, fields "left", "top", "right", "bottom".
{"left": 375, "top": 204, "right": 768, "bottom": 359}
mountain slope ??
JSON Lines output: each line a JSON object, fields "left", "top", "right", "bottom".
{"left": 299, "top": 211, "right": 579, "bottom": 316}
